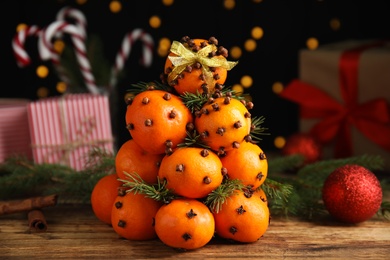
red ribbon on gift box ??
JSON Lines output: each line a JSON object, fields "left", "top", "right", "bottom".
{"left": 280, "top": 41, "right": 390, "bottom": 158}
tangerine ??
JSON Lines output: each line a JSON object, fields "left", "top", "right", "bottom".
{"left": 115, "top": 139, "right": 164, "bottom": 184}
{"left": 163, "top": 36, "right": 236, "bottom": 95}
{"left": 90, "top": 173, "right": 122, "bottom": 225}
{"left": 158, "top": 147, "right": 224, "bottom": 199}
{"left": 220, "top": 141, "right": 268, "bottom": 190}
{"left": 194, "top": 96, "right": 252, "bottom": 155}
{"left": 125, "top": 89, "right": 193, "bottom": 155}
{"left": 213, "top": 189, "right": 270, "bottom": 243}
{"left": 111, "top": 191, "right": 163, "bottom": 241}
{"left": 154, "top": 198, "right": 215, "bottom": 250}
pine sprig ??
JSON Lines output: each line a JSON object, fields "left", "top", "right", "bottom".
{"left": 268, "top": 154, "right": 305, "bottom": 174}
{"left": 249, "top": 116, "right": 270, "bottom": 142}
{"left": 204, "top": 179, "right": 245, "bottom": 214}
{"left": 379, "top": 201, "right": 390, "bottom": 220}
{"left": 119, "top": 172, "right": 176, "bottom": 204}
{"left": 177, "top": 130, "right": 210, "bottom": 149}
{"left": 127, "top": 81, "right": 174, "bottom": 95}
{"left": 297, "top": 154, "right": 385, "bottom": 188}
{"left": 0, "top": 149, "right": 115, "bottom": 202}
{"left": 180, "top": 91, "right": 209, "bottom": 113}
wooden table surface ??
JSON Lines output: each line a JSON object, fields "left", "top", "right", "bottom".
{"left": 0, "top": 204, "right": 389, "bottom": 259}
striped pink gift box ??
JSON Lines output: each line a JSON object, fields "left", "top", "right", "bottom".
{"left": 27, "top": 94, "right": 114, "bottom": 171}
{"left": 0, "top": 99, "right": 33, "bottom": 162}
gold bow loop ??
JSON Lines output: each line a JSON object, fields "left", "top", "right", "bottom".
{"left": 167, "top": 41, "right": 238, "bottom": 87}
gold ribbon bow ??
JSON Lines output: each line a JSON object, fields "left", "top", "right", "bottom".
{"left": 167, "top": 41, "right": 238, "bottom": 88}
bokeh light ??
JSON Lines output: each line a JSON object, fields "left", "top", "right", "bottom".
{"left": 274, "top": 136, "right": 286, "bottom": 149}
{"left": 36, "top": 65, "right": 49, "bottom": 78}
{"left": 244, "top": 39, "right": 257, "bottom": 52}
{"left": 306, "top": 37, "right": 319, "bottom": 50}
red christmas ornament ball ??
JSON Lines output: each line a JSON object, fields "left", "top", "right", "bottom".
{"left": 322, "top": 164, "right": 382, "bottom": 224}
{"left": 282, "top": 133, "right": 321, "bottom": 165}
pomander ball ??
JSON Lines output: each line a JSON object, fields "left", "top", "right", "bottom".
{"left": 282, "top": 133, "right": 321, "bottom": 165}
{"left": 322, "top": 164, "right": 382, "bottom": 224}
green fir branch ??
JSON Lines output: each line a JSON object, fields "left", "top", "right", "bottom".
{"left": 177, "top": 130, "right": 210, "bottom": 149}
{"left": 0, "top": 149, "right": 115, "bottom": 203}
{"left": 204, "top": 179, "right": 245, "bottom": 214}
{"left": 296, "top": 154, "right": 385, "bottom": 189}
{"left": 249, "top": 116, "right": 270, "bottom": 142}
{"left": 268, "top": 154, "right": 305, "bottom": 174}
{"left": 127, "top": 81, "right": 173, "bottom": 95}
{"left": 119, "top": 172, "right": 176, "bottom": 204}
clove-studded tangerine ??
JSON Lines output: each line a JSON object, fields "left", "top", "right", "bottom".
{"left": 220, "top": 141, "right": 268, "bottom": 190}
{"left": 162, "top": 36, "right": 238, "bottom": 95}
{"left": 154, "top": 198, "right": 215, "bottom": 250}
{"left": 213, "top": 189, "right": 270, "bottom": 243}
{"left": 158, "top": 147, "right": 224, "bottom": 199}
{"left": 111, "top": 190, "right": 163, "bottom": 241}
{"left": 194, "top": 96, "right": 252, "bottom": 155}
{"left": 125, "top": 89, "right": 194, "bottom": 155}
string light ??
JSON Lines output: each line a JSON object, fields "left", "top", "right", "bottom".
{"left": 149, "top": 15, "right": 161, "bottom": 29}
{"left": 223, "top": 0, "right": 235, "bottom": 10}
{"left": 230, "top": 46, "right": 242, "bottom": 59}
{"left": 306, "top": 37, "right": 319, "bottom": 50}
{"left": 251, "top": 26, "right": 264, "bottom": 40}
{"left": 330, "top": 18, "right": 341, "bottom": 31}
{"left": 56, "top": 82, "right": 67, "bottom": 93}
{"left": 244, "top": 39, "right": 257, "bottom": 52}
{"left": 109, "top": 1, "right": 122, "bottom": 13}
{"left": 37, "top": 87, "right": 49, "bottom": 98}
{"left": 272, "top": 81, "right": 284, "bottom": 94}
{"left": 162, "top": 0, "right": 174, "bottom": 6}
{"left": 36, "top": 65, "right": 49, "bottom": 78}
{"left": 232, "top": 84, "right": 244, "bottom": 95}
{"left": 274, "top": 136, "right": 286, "bottom": 149}
{"left": 158, "top": 37, "right": 171, "bottom": 57}
{"left": 240, "top": 75, "right": 253, "bottom": 88}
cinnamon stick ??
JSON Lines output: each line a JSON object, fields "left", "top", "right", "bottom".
{"left": 28, "top": 209, "right": 48, "bottom": 232}
{"left": 0, "top": 194, "right": 58, "bottom": 215}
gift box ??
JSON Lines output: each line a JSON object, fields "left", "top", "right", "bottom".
{"left": 281, "top": 39, "right": 390, "bottom": 169}
{"left": 0, "top": 99, "right": 33, "bottom": 162}
{"left": 27, "top": 94, "right": 114, "bottom": 171}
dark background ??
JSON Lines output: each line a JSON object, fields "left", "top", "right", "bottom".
{"left": 2, "top": 0, "right": 390, "bottom": 152}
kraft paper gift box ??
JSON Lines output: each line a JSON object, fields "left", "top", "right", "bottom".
{"left": 27, "top": 93, "right": 114, "bottom": 171}
{"left": 280, "top": 40, "right": 390, "bottom": 170}
{"left": 0, "top": 99, "right": 33, "bottom": 162}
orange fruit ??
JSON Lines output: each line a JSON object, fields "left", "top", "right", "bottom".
{"left": 125, "top": 89, "right": 194, "bottom": 155}
{"left": 194, "top": 96, "right": 252, "bottom": 155}
{"left": 256, "top": 187, "right": 268, "bottom": 205}
{"left": 213, "top": 189, "right": 270, "bottom": 243}
{"left": 158, "top": 147, "right": 224, "bottom": 199}
{"left": 220, "top": 141, "right": 268, "bottom": 190}
{"left": 163, "top": 37, "right": 234, "bottom": 95}
{"left": 154, "top": 198, "right": 215, "bottom": 250}
{"left": 111, "top": 191, "right": 163, "bottom": 240}
{"left": 90, "top": 173, "right": 123, "bottom": 225}
{"left": 115, "top": 139, "right": 164, "bottom": 184}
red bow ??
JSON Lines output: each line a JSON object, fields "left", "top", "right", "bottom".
{"left": 280, "top": 42, "right": 390, "bottom": 158}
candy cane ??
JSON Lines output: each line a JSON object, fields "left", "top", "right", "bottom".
{"left": 38, "top": 21, "right": 100, "bottom": 94}
{"left": 109, "top": 28, "right": 154, "bottom": 90}
{"left": 56, "top": 6, "right": 87, "bottom": 38}
{"left": 12, "top": 25, "right": 41, "bottom": 67}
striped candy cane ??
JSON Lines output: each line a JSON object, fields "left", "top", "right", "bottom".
{"left": 56, "top": 6, "right": 87, "bottom": 38}
{"left": 12, "top": 25, "right": 42, "bottom": 67}
{"left": 109, "top": 28, "right": 154, "bottom": 90}
{"left": 38, "top": 21, "right": 100, "bottom": 94}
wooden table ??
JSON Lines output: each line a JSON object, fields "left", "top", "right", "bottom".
{"left": 0, "top": 204, "right": 389, "bottom": 259}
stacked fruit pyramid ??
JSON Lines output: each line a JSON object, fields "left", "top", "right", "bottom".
{"left": 91, "top": 36, "right": 270, "bottom": 251}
